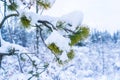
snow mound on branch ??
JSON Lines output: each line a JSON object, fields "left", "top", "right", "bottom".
{"left": 0, "top": 39, "right": 28, "bottom": 53}
{"left": 60, "top": 11, "right": 84, "bottom": 30}
{"left": 19, "top": 10, "right": 58, "bottom": 27}
{"left": 45, "top": 30, "right": 70, "bottom": 52}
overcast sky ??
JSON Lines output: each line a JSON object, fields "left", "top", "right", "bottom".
{"left": 43, "top": 0, "right": 120, "bottom": 34}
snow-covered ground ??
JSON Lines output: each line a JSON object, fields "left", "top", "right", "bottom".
{"left": 0, "top": 41, "right": 120, "bottom": 80}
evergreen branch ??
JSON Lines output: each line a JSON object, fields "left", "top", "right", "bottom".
{"left": 38, "top": 20, "right": 57, "bottom": 31}
{"left": 63, "top": 28, "right": 76, "bottom": 34}
{"left": 39, "top": 27, "right": 58, "bottom": 58}
{"left": 35, "top": 24, "right": 58, "bottom": 59}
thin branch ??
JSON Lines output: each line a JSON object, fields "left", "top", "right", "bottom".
{"left": 28, "top": 67, "right": 47, "bottom": 80}
{"left": 36, "top": 27, "right": 40, "bottom": 55}
{"left": 0, "top": 13, "right": 19, "bottom": 28}
{"left": 0, "top": 55, "right": 3, "bottom": 67}
{"left": 20, "top": 53, "right": 33, "bottom": 63}
{"left": 0, "top": 53, "right": 10, "bottom": 56}
{"left": 20, "top": 52, "right": 48, "bottom": 80}
{"left": 16, "top": 54, "right": 23, "bottom": 73}
{"left": 4, "top": 0, "right": 6, "bottom": 17}
{"left": 38, "top": 26, "right": 47, "bottom": 48}
{"left": 38, "top": 20, "right": 57, "bottom": 31}
{"left": 20, "top": 53, "right": 39, "bottom": 70}
{"left": 63, "top": 28, "right": 76, "bottom": 34}
{"left": 35, "top": 24, "right": 58, "bottom": 60}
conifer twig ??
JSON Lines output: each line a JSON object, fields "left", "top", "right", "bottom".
{"left": 38, "top": 20, "right": 57, "bottom": 31}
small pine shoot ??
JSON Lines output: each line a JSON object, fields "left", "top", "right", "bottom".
{"left": 8, "top": 2, "right": 18, "bottom": 11}
{"left": 69, "top": 26, "right": 89, "bottom": 46}
{"left": 48, "top": 43, "right": 63, "bottom": 55}
{"left": 37, "top": 0, "right": 50, "bottom": 9}
{"left": 20, "top": 15, "right": 31, "bottom": 28}
{"left": 56, "top": 21, "right": 65, "bottom": 29}
{"left": 67, "top": 50, "right": 75, "bottom": 60}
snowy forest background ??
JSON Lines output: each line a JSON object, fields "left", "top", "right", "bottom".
{"left": 0, "top": 0, "right": 120, "bottom": 80}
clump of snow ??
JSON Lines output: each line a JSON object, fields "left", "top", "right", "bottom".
{"left": 59, "top": 51, "right": 69, "bottom": 61}
{"left": 45, "top": 30, "right": 70, "bottom": 52}
{"left": 18, "top": 11, "right": 40, "bottom": 26}
{"left": 1, "top": 30, "right": 27, "bottom": 53}
{"left": 45, "top": 30, "right": 72, "bottom": 61}
{"left": 25, "top": 12, "right": 40, "bottom": 25}
{"left": 0, "top": 37, "right": 28, "bottom": 53}
{"left": 60, "top": 11, "right": 84, "bottom": 30}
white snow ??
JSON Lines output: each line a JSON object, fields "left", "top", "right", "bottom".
{"left": 0, "top": 37, "right": 28, "bottom": 53}
{"left": 10, "top": 73, "right": 29, "bottom": 80}
{"left": 45, "top": 30, "right": 71, "bottom": 52}
{"left": 60, "top": 11, "right": 84, "bottom": 30}
{"left": 0, "top": 1, "right": 120, "bottom": 80}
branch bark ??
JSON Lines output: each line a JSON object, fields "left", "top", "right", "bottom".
{"left": 38, "top": 20, "right": 57, "bottom": 31}
{"left": 35, "top": 24, "right": 59, "bottom": 61}
{"left": 0, "top": 13, "right": 19, "bottom": 29}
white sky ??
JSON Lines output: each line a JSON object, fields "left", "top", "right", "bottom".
{"left": 43, "top": 0, "right": 120, "bottom": 34}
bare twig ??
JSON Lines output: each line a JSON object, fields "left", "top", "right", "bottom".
{"left": 0, "top": 13, "right": 19, "bottom": 28}
{"left": 35, "top": 24, "right": 59, "bottom": 61}
{"left": 28, "top": 67, "right": 47, "bottom": 80}
{"left": 20, "top": 53, "right": 33, "bottom": 63}
{"left": 63, "top": 28, "right": 76, "bottom": 34}
{"left": 38, "top": 20, "right": 57, "bottom": 31}
{"left": 16, "top": 54, "right": 23, "bottom": 73}
{"left": 20, "top": 52, "right": 49, "bottom": 80}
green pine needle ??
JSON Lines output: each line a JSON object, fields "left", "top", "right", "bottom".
{"left": 37, "top": 0, "right": 50, "bottom": 9}
{"left": 20, "top": 15, "right": 31, "bottom": 28}
{"left": 8, "top": 2, "right": 18, "bottom": 11}
{"left": 56, "top": 21, "right": 65, "bottom": 29}
{"left": 67, "top": 50, "right": 75, "bottom": 60}
{"left": 69, "top": 26, "right": 89, "bottom": 46}
{"left": 48, "top": 43, "right": 63, "bottom": 55}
